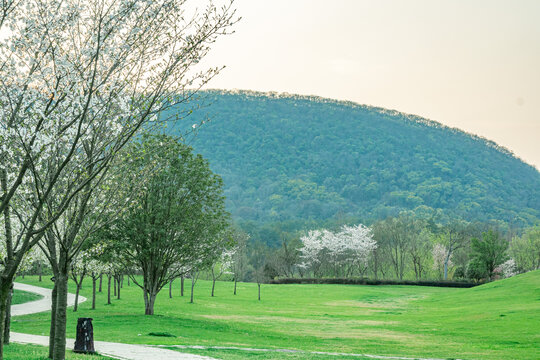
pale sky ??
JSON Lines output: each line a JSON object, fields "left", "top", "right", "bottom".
{"left": 199, "top": 0, "right": 540, "bottom": 169}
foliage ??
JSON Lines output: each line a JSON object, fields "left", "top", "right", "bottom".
{"left": 469, "top": 230, "right": 509, "bottom": 280}
{"left": 162, "top": 90, "right": 540, "bottom": 238}
{"left": 509, "top": 226, "right": 540, "bottom": 272}
{"left": 114, "top": 134, "right": 230, "bottom": 314}
{"left": 299, "top": 224, "right": 376, "bottom": 278}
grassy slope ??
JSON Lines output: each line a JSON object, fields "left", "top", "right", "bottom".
{"left": 12, "top": 271, "right": 539, "bottom": 360}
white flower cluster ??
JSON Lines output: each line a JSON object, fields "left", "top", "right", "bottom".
{"left": 299, "top": 224, "right": 376, "bottom": 277}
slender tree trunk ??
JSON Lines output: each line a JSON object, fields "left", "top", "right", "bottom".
{"left": 52, "top": 272, "right": 69, "bottom": 360}
{"left": 117, "top": 277, "right": 121, "bottom": 300}
{"left": 234, "top": 278, "right": 237, "bottom": 295}
{"left": 180, "top": 277, "right": 184, "bottom": 297}
{"left": 190, "top": 277, "right": 195, "bottom": 304}
{"left": 99, "top": 274, "right": 103, "bottom": 292}
{"left": 444, "top": 251, "right": 451, "bottom": 280}
{"left": 92, "top": 277, "right": 96, "bottom": 310}
{"left": 73, "top": 283, "right": 81, "bottom": 312}
{"left": 121, "top": 275, "right": 124, "bottom": 288}
{"left": 113, "top": 276, "right": 117, "bottom": 297}
{"left": 2, "top": 286, "right": 12, "bottom": 345}
{"left": 127, "top": 276, "right": 130, "bottom": 286}
{"left": 39, "top": 260, "right": 43, "bottom": 282}
{"left": 49, "top": 279, "right": 58, "bottom": 359}
{"left": 257, "top": 282, "right": 261, "bottom": 301}
{"left": 169, "top": 279, "right": 173, "bottom": 298}
{"left": 211, "top": 279, "right": 216, "bottom": 297}
{"left": 107, "top": 275, "right": 111, "bottom": 305}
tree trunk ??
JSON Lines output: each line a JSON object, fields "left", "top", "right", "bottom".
{"left": 117, "top": 277, "right": 121, "bottom": 300}
{"left": 113, "top": 277, "right": 117, "bottom": 297}
{"left": 2, "top": 286, "right": 12, "bottom": 345}
{"left": 257, "top": 283, "right": 261, "bottom": 301}
{"left": 211, "top": 279, "right": 216, "bottom": 297}
{"left": 169, "top": 279, "right": 173, "bottom": 298}
{"left": 234, "top": 278, "right": 237, "bottom": 295}
{"left": 92, "top": 277, "right": 96, "bottom": 310}
{"left": 99, "top": 274, "right": 103, "bottom": 292}
{"left": 73, "top": 283, "right": 81, "bottom": 312}
{"left": 143, "top": 290, "right": 156, "bottom": 315}
{"left": 49, "top": 280, "right": 58, "bottom": 359}
{"left": 121, "top": 275, "right": 124, "bottom": 288}
{"left": 127, "top": 276, "right": 130, "bottom": 286}
{"left": 52, "top": 272, "right": 69, "bottom": 360}
{"left": 107, "top": 275, "right": 111, "bottom": 305}
{"left": 0, "top": 279, "right": 13, "bottom": 360}
{"left": 38, "top": 260, "right": 43, "bottom": 282}
{"left": 190, "top": 277, "right": 195, "bottom": 304}
{"left": 444, "top": 252, "right": 451, "bottom": 280}
{"left": 180, "top": 277, "right": 184, "bottom": 297}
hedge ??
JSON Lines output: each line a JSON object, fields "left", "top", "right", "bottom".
{"left": 269, "top": 277, "right": 481, "bottom": 288}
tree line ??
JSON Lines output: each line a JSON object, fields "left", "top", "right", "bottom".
{"left": 233, "top": 216, "right": 539, "bottom": 284}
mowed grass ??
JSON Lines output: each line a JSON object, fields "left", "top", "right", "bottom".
{"left": 4, "top": 343, "right": 113, "bottom": 360}
{"left": 12, "top": 289, "right": 42, "bottom": 305}
{"left": 12, "top": 271, "right": 540, "bottom": 360}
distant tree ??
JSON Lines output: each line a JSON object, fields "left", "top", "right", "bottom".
{"left": 438, "top": 221, "right": 471, "bottom": 280}
{"left": 408, "top": 229, "right": 432, "bottom": 280}
{"left": 231, "top": 231, "right": 249, "bottom": 295}
{"left": 299, "top": 224, "right": 375, "bottom": 278}
{"left": 509, "top": 226, "right": 540, "bottom": 272}
{"left": 250, "top": 241, "right": 268, "bottom": 301}
{"left": 469, "top": 230, "right": 509, "bottom": 281}
{"left": 373, "top": 216, "right": 415, "bottom": 280}
{"left": 210, "top": 247, "right": 233, "bottom": 297}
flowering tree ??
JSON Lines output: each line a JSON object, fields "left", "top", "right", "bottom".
{"left": 432, "top": 243, "right": 452, "bottom": 280}
{"left": 495, "top": 259, "right": 517, "bottom": 279}
{"left": 0, "top": 1, "right": 236, "bottom": 358}
{"left": 210, "top": 248, "right": 234, "bottom": 297}
{"left": 299, "top": 224, "right": 376, "bottom": 278}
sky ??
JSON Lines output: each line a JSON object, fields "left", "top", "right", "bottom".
{"left": 198, "top": 0, "right": 540, "bottom": 169}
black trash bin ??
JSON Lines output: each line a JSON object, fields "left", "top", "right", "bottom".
{"left": 73, "top": 317, "right": 96, "bottom": 354}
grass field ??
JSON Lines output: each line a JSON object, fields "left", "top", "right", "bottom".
{"left": 12, "top": 271, "right": 540, "bottom": 360}
{"left": 3, "top": 343, "right": 113, "bottom": 360}
{"left": 12, "top": 289, "right": 42, "bottom": 305}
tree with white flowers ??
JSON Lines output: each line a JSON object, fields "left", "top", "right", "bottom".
{"left": 210, "top": 248, "right": 234, "bottom": 297}
{"left": 0, "top": 1, "right": 236, "bottom": 358}
{"left": 299, "top": 224, "right": 376, "bottom": 278}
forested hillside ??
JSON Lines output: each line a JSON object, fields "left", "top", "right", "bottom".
{"left": 162, "top": 90, "right": 540, "bottom": 230}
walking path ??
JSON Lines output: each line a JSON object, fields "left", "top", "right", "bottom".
{"left": 11, "top": 282, "right": 215, "bottom": 360}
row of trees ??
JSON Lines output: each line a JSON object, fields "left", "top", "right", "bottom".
{"left": 238, "top": 216, "right": 539, "bottom": 283}
{"left": 0, "top": 1, "right": 237, "bottom": 360}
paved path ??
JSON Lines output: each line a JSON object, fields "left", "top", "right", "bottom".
{"left": 11, "top": 282, "right": 215, "bottom": 360}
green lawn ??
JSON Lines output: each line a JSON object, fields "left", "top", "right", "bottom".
{"left": 12, "top": 289, "right": 43, "bottom": 305}
{"left": 4, "top": 343, "right": 112, "bottom": 360}
{"left": 12, "top": 271, "right": 540, "bottom": 360}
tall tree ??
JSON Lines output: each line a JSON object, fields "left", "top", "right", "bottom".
{"left": 115, "top": 134, "right": 229, "bottom": 315}
{"left": 0, "top": 1, "right": 236, "bottom": 359}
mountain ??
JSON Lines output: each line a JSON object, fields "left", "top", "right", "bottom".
{"left": 161, "top": 90, "right": 540, "bottom": 229}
